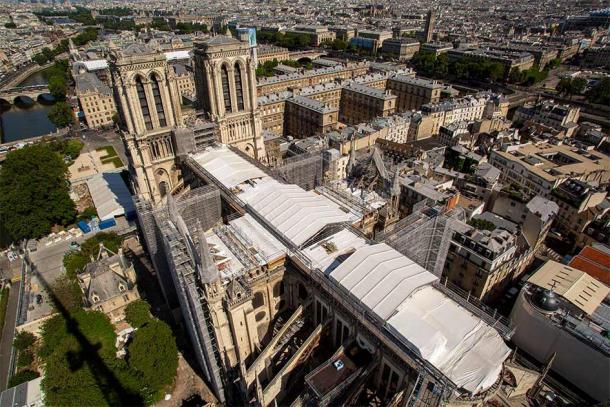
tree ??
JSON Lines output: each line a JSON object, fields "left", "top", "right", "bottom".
{"left": 48, "top": 75, "right": 67, "bottom": 100}
{"left": 128, "top": 320, "right": 178, "bottom": 402}
{"left": 33, "top": 54, "right": 48, "bottom": 65}
{"left": 433, "top": 54, "right": 449, "bottom": 77}
{"left": 124, "top": 300, "right": 152, "bottom": 328}
{"left": 13, "top": 331, "right": 36, "bottom": 352}
{"left": 570, "top": 77, "right": 587, "bottom": 97}
{"left": 4, "top": 22, "right": 16, "bottom": 28}
{"left": 557, "top": 77, "right": 572, "bottom": 96}
{"left": 48, "top": 102, "right": 74, "bottom": 128}
{"left": 17, "top": 350, "right": 34, "bottom": 368}
{"left": 9, "top": 370, "right": 40, "bottom": 388}
{"left": 63, "top": 232, "right": 123, "bottom": 278}
{"left": 0, "top": 144, "right": 76, "bottom": 242}
{"left": 49, "top": 275, "right": 82, "bottom": 312}
{"left": 587, "top": 77, "right": 610, "bottom": 105}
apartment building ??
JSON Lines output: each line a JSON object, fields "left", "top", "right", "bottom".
{"left": 257, "top": 44, "right": 291, "bottom": 64}
{"left": 386, "top": 75, "right": 442, "bottom": 111}
{"left": 340, "top": 82, "right": 396, "bottom": 124}
{"left": 513, "top": 100, "right": 580, "bottom": 137}
{"left": 549, "top": 178, "right": 609, "bottom": 247}
{"left": 381, "top": 38, "right": 420, "bottom": 61}
{"left": 256, "top": 62, "right": 369, "bottom": 95}
{"left": 447, "top": 47, "right": 535, "bottom": 75}
{"left": 489, "top": 143, "right": 610, "bottom": 198}
{"left": 74, "top": 72, "right": 117, "bottom": 129}
{"left": 444, "top": 193, "right": 557, "bottom": 303}
{"left": 286, "top": 25, "right": 336, "bottom": 46}
{"left": 285, "top": 95, "right": 338, "bottom": 138}
{"left": 172, "top": 63, "right": 195, "bottom": 97}
{"left": 421, "top": 92, "right": 508, "bottom": 136}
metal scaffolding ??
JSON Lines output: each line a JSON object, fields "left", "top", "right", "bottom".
{"left": 272, "top": 152, "right": 324, "bottom": 191}
{"left": 135, "top": 186, "right": 222, "bottom": 308}
{"left": 376, "top": 205, "right": 455, "bottom": 278}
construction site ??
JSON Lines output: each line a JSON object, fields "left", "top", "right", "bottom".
{"left": 129, "top": 141, "right": 536, "bottom": 407}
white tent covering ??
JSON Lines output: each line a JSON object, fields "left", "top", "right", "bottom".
{"left": 191, "top": 146, "right": 357, "bottom": 247}
{"left": 329, "top": 243, "right": 438, "bottom": 320}
{"left": 229, "top": 214, "right": 287, "bottom": 264}
{"left": 77, "top": 59, "right": 109, "bottom": 71}
{"left": 165, "top": 50, "right": 191, "bottom": 61}
{"left": 242, "top": 181, "right": 356, "bottom": 247}
{"left": 329, "top": 243, "right": 510, "bottom": 395}
{"left": 86, "top": 173, "right": 135, "bottom": 221}
{"left": 302, "top": 228, "right": 367, "bottom": 273}
{"left": 387, "top": 286, "right": 511, "bottom": 394}
{"left": 191, "top": 147, "right": 267, "bottom": 188}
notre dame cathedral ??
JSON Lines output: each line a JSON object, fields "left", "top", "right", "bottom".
{"left": 110, "top": 35, "right": 266, "bottom": 205}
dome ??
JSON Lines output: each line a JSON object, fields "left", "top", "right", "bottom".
{"left": 532, "top": 288, "right": 560, "bottom": 313}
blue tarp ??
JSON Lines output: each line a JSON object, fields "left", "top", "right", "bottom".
{"left": 77, "top": 220, "right": 91, "bottom": 233}
{"left": 99, "top": 218, "right": 116, "bottom": 230}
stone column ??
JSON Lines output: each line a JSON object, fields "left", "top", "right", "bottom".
{"left": 127, "top": 85, "right": 146, "bottom": 135}
{"left": 119, "top": 83, "right": 135, "bottom": 134}
{"left": 212, "top": 63, "right": 225, "bottom": 118}
{"left": 202, "top": 61, "right": 216, "bottom": 116}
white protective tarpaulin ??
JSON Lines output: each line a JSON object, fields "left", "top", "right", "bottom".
{"left": 191, "top": 147, "right": 267, "bottom": 188}
{"left": 387, "top": 286, "right": 511, "bottom": 394}
{"left": 328, "top": 243, "right": 511, "bottom": 394}
{"left": 242, "top": 181, "right": 355, "bottom": 247}
{"left": 86, "top": 173, "right": 135, "bottom": 221}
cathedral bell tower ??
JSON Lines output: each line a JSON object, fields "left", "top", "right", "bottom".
{"left": 193, "top": 36, "right": 266, "bottom": 160}
{"left": 109, "top": 43, "right": 184, "bottom": 204}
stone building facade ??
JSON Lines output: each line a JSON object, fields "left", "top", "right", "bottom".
{"left": 340, "top": 82, "right": 396, "bottom": 124}
{"left": 284, "top": 95, "right": 338, "bottom": 138}
{"left": 109, "top": 43, "right": 184, "bottom": 204}
{"left": 386, "top": 75, "right": 442, "bottom": 111}
{"left": 193, "top": 36, "right": 266, "bottom": 159}
{"left": 75, "top": 71, "right": 117, "bottom": 129}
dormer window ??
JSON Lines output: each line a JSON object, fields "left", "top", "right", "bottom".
{"left": 91, "top": 293, "right": 100, "bottom": 303}
{"left": 118, "top": 283, "right": 126, "bottom": 292}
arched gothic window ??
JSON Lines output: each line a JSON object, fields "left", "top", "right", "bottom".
{"left": 150, "top": 73, "right": 167, "bottom": 127}
{"left": 220, "top": 64, "right": 232, "bottom": 112}
{"left": 234, "top": 63, "right": 245, "bottom": 111}
{"left": 135, "top": 76, "right": 152, "bottom": 130}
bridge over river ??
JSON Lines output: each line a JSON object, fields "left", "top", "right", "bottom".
{"left": 0, "top": 85, "right": 52, "bottom": 104}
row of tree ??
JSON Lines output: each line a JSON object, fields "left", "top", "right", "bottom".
{"left": 175, "top": 22, "right": 209, "bottom": 34}
{"left": 255, "top": 58, "right": 312, "bottom": 77}
{"left": 412, "top": 51, "right": 506, "bottom": 82}
{"left": 257, "top": 31, "right": 312, "bottom": 49}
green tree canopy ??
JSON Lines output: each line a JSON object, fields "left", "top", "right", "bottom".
{"left": 48, "top": 74, "right": 67, "bottom": 100}
{"left": 49, "top": 275, "right": 83, "bottom": 312}
{"left": 0, "top": 144, "right": 75, "bottom": 242}
{"left": 128, "top": 319, "right": 178, "bottom": 401}
{"left": 124, "top": 300, "right": 152, "bottom": 328}
{"left": 48, "top": 102, "right": 75, "bottom": 128}
{"left": 13, "top": 331, "right": 36, "bottom": 351}
{"left": 62, "top": 232, "right": 123, "bottom": 278}
{"left": 587, "top": 77, "right": 610, "bottom": 105}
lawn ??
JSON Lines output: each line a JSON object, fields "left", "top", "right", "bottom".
{"left": 96, "top": 146, "right": 123, "bottom": 168}
{"left": 96, "top": 146, "right": 118, "bottom": 160}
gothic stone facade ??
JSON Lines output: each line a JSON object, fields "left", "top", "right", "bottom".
{"left": 193, "top": 36, "right": 266, "bottom": 160}
{"left": 110, "top": 44, "right": 184, "bottom": 204}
